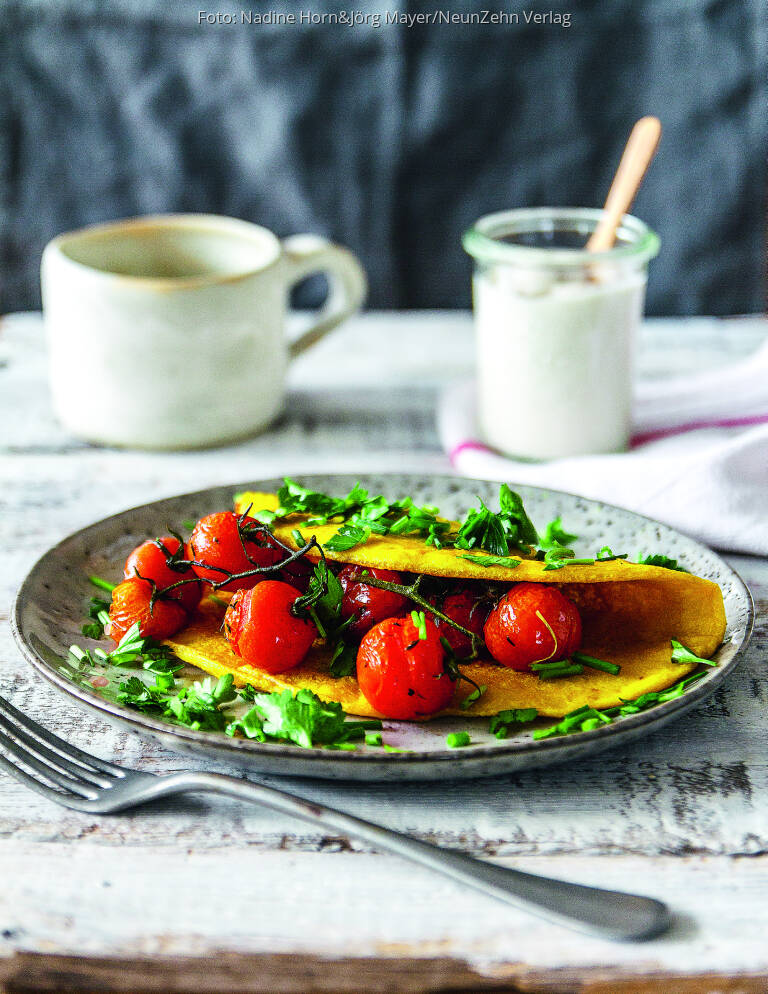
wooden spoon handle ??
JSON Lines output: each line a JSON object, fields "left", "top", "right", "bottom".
{"left": 586, "top": 116, "right": 662, "bottom": 253}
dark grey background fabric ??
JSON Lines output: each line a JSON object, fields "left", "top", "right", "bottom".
{"left": 0, "top": 0, "right": 765, "bottom": 314}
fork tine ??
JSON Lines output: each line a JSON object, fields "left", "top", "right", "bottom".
{"left": 0, "top": 722, "right": 99, "bottom": 798}
{"left": 0, "top": 696, "right": 127, "bottom": 776}
{"left": 0, "top": 749, "right": 74, "bottom": 804}
{"left": 0, "top": 712, "right": 115, "bottom": 788}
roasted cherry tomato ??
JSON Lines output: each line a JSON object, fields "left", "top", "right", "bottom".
{"left": 107, "top": 577, "right": 188, "bottom": 643}
{"left": 356, "top": 614, "right": 452, "bottom": 719}
{"left": 278, "top": 554, "right": 316, "bottom": 593}
{"left": 483, "top": 582, "right": 582, "bottom": 671}
{"left": 429, "top": 586, "right": 488, "bottom": 657}
{"left": 223, "top": 580, "right": 317, "bottom": 674}
{"left": 338, "top": 565, "right": 409, "bottom": 638}
{"left": 189, "top": 512, "right": 283, "bottom": 592}
{"left": 124, "top": 536, "right": 202, "bottom": 615}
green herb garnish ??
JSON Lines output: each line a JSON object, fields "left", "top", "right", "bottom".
{"left": 164, "top": 675, "right": 237, "bottom": 730}
{"left": 535, "top": 662, "right": 585, "bottom": 679}
{"left": 541, "top": 545, "right": 595, "bottom": 571}
{"left": 254, "top": 478, "right": 450, "bottom": 553}
{"left": 539, "top": 516, "right": 578, "bottom": 549}
{"left": 455, "top": 485, "right": 538, "bottom": 557}
{"left": 253, "top": 479, "right": 539, "bottom": 558}
{"left": 71, "top": 611, "right": 235, "bottom": 732}
{"left": 533, "top": 705, "right": 611, "bottom": 739}
{"left": 116, "top": 674, "right": 236, "bottom": 732}
{"left": 89, "top": 575, "right": 116, "bottom": 593}
{"left": 70, "top": 621, "right": 181, "bottom": 672}
{"left": 225, "top": 688, "right": 378, "bottom": 749}
{"left": 458, "top": 554, "right": 521, "bottom": 569}
{"left": 640, "top": 554, "right": 687, "bottom": 572}
{"left": 670, "top": 640, "right": 716, "bottom": 666}
{"left": 459, "top": 684, "right": 487, "bottom": 710}
{"left": 81, "top": 596, "right": 111, "bottom": 639}
{"left": 596, "top": 546, "right": 628, "bottom": 562}
{"left": 572, "top": 652, "right": 621, "bottom": 676}
{"left": 324, "top": 524, "right": 372, "bottom": 552}
{"left": 604, "top": 671, "right": 707, "bottom": 715}
{"left": 411, "top": 610, "right": 428, "bottom": 640}
{"left": 292, "top": 560, "right": 359, "bottom": 677}
{"left": 532, "top": 671, "right": 708, "bottom": 739}
{"left": 329, "top": 640, "right": 357, "bottom": 678}
{"left": 488, "top": 708, "right": 538, "bottom": 738}
{"left": 446, "top": 731, "right": 471, "bottom": 748}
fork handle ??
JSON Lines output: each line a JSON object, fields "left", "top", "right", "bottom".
{"left": 145, "top": 771, "right": 669, "bottom": 941}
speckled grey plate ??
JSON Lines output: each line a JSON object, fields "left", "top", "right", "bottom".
{"left": 12, "top": 474, "right": 753, "bottom": 781}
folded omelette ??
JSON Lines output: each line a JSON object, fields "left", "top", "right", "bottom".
{"left": 164, "top": 492, "right": 727, "bottom": 718}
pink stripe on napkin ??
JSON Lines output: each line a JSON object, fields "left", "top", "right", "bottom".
{"left": 449, "top": 440, "right": 492, "bottom": 465}
{"left": 631, "top": 412, "right": 768, "bottom": 447}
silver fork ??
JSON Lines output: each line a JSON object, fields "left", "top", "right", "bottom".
{"left": 0, "top": 694, "right": 669, "bottom": 941}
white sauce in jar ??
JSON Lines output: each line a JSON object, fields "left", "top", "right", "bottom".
{"left": 473, "top": 265, "right": 646, "bottom": 459}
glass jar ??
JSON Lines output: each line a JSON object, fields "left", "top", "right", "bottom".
{"left": 463, "top": 208, "right": 660, "bottom": 460}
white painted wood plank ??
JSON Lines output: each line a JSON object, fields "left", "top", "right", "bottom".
{"left": 0, "top": 845, "right": 766, "bottom": 976}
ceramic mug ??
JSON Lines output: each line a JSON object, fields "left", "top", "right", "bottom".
{"left": 41, "top": 214, "right": 367, "bottom": 448}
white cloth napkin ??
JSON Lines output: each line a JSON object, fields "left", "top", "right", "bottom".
{"left": 438, "top": 335, "right": 768, "bottom": 556}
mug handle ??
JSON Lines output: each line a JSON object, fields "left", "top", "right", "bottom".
{"left": 282, "top": 234, "right": 368, "bottom": 359}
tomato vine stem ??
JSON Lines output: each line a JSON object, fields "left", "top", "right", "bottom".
{"left": 346, "top": 569, "right": 484, "bottom": 661}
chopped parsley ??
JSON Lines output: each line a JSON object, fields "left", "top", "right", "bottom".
{"left": 454, "top": 485, "right": 538, "bottom": 557}
{"left": 670, "top": 640, "right": 717, "bottom": 666}
{"left": 324, "top": 525, "right": 372, "bottom": 552}
{"left": 81, "top": 597, "right": 111, "bottom": 639}
{"left": 539, "top": 516, "right": 578, "bottom": 549}
{"left": 541, "top": 545, "right": 595, "bottom": 571}
{"left": 253, "top": 479, "right": 537, "bottom": 558}
{"left": 329, "top": 640, "right": 357, "bottom": 678}
{"left": 458, "top": 554, "right": 521, "bottom": 569}
{"left": 70, "top": 621, "right": 183, "bottom": 672}
{"left": 253, "top": 478, "right": 450, "bottom": 553}
{"left": 225, "top": 688, "right": 381, "bottom": 749}
{"left": 640, "top": 554, "right": 687, "bottom": 572}
{"left": 293, "top": 560, "right": 359, "bottom": 677}
{"left": 72, "top": 603, "right": 372, "bottom": 745}
{"left": 294, "top": 558, "right": 344, "bottom": 632}
{"left": 117, "top": 674, "right": 236, "bottom": 732}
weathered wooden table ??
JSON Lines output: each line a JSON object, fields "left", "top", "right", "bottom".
{"left": 1, "top": 311, "right": 766, "bottom": 993}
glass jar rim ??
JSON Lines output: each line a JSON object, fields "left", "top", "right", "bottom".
{"left": 463, "top": 207, "right": 660, "bottom": 267}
